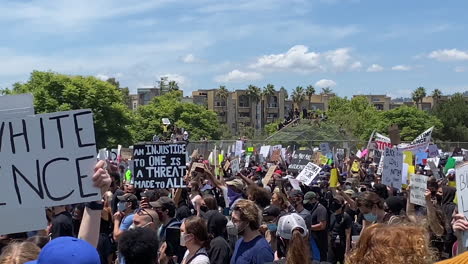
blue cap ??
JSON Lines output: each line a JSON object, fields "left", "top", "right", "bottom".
{"left": 26, "top": 236, "right": 100, "bottom": 264}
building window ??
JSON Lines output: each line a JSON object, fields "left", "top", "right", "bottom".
{"left": 218, "top": 112, "right": 226, "bottom": 117}
{"left": 267, "top": 113, "right": 278, "bottom": 118}
{"left": 238, "top": 95, "right": 250, "bottom": 107}
{"left": 132, "top": 102, "right": 137, "bottom": 109}
{"left": 215, "top": 101, "right": 226, "bottom": 107}
{"left": 268, "top": 96, "right": 278, "bottom": 108}
{"left": 374, "top": 104, "right": 384, "bottom": 110}
{"left": 372, "top": 97, "right": 381, "bottom": 102}
{"left": 239, "top": 112, "right": 250, "bottom": 118}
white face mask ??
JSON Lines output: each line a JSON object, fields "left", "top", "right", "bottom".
{"left": 117, "top": 202, "right": 127, "bottom": 212}
{"left": 129, "top": 223, "right": 136, "bottom": 230}
{"left": 180, "top": 232, "right": 190, "bottom": 247}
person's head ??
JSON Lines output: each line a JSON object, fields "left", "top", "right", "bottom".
{"left": 247, "top": 186, "right": 272, "bottom": 209}
{"left": 226, "top": 179, "right": 244, "bottom": 193}
{"left": 206, "top": 211, "right": 228, "bottom": 238}
{"left": 346, "top": 224, "right": 434, "bottom": 264}
{"left": 124, "top": 184, "right": 136, "bottom": 194}
{"left": 26, "top": 236, "right": 50, "bottom": 249}
{"left": 287, "top": 190, "right": 304, "bottom": 209}
{"left": 118, "top": 228, "right": 159, "bottom": 264}
{"left": 203, "top": 194, "right": 218, "bottom": 211}
{"left": 302, "top": 191, "right": 318, "bottom": 211}
{"left": 150, "top": 197, "right": 176, "bottom": 223}
{"left": 373, "top": 184, "right": 389, "bottom": 200}
{"left": 262, "top": 205, "right": 281, "bottom": 233}
{"left": 180, "top": 216, "right": 210, "bottom": 249}
{"left": 109, "top": 172, "right": 120, "bottom": 192}
{"left": 331, "top": 196, "right": 346, "bottom": 214}
{"left": 356, "top": 191, "right": 385, "bottom": 222}
{"left": 384, "top": 196, "right": 404, "bottom": 215}
{"left": 446, "top": 168, "right": 455, "bottom": 181}
{"left": 140, "top": 190, "right": 158, "bottom": 209}
{"left": 117, "top": 193, "right": 139, "bottom": 213}
{"left": 277, "top": 213, "right": 310, "bottom": 263}
{"left": 25, "top": 237, "right": 100, "bottom": 264}
{"left": 231, "top": 199, "right": 262, "bottom": 235}
{"left": 0, "top": 241, "right": 40, "bottom": 264}
{"left": 132, "top": 208, "right": 159, "bottom": 231}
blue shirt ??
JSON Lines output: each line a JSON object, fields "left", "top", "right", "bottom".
{"left": 120, "top": 214, "right": 134, "bottom": 230}
{"left": 231, "top": 235, "right": 274, "bottom": 264}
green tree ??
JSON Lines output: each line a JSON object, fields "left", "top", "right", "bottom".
{"left": 132, "top": 91, "right": 221, "bottom": 141}
{"left": 1, "top": 71, "right": 133, "bottom": 148}
{"left": 432, "top": 93, "right": 468, "bottom": 141}
{"left": 431, "top": 89, "right": 442, "bottom": 106}
{"left": 306, "top": 85, "right": 316, "bottom": 110}
{"left": 376, "top": 105, "right": 442, "bottom": 141}
{"left": 412, "top": 86, "right": 426, "bottom": 109}
{"left": 217, "top": 85, "right": 229, "bottom": 111}
{"left": 247, "top": 85, "right": 261, "bottom": 129}
{"left": 167, "top": 80, "right": 179, "bottom": 92}
{"left": 263, "top": 84, "right": 276, "bottom": 107}
{"left": 107, "top": 77, "right": 131, "bottom": 107}
{"left": 321, "top": 87, "right": 333, "bottom": 94}
{"left": 280, "top": 86, "right": 288, "bottom": 99}
{"left": 292, "top": 86, "right": 305, "bottom": 109}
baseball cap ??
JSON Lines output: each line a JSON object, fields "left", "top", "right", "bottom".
{"left": 344, "top": 189, "right": 355, "bottom": 196}
{"left": 303, "top": 191, "right": 317, "bottom": 204}
{"left": 117, "top": 193, "right": 138, "bottom": 202}
{"left": 26, "top": 236, "right": 100, "bottom": 264}
{"left": 263, "top": 205, "right": 281, "bottom": 218}
{"left": 446, "top": 168, "right": 455, "bottom": 176}
{"left": 287, "top": 189, "right": 303, "bottom": 198}
{"left": 277, "top": 213, "right": 308, "bottom": 240}
{"left": 226, "top": 179, "right": 244, "bottom": 190}
{"left": 150, "top": 196, "right": 176, "bottom": 210}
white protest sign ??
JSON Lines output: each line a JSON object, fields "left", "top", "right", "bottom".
{"left": 259, "top": 146, "right": 270, "bottom": 159}
{"left": 110, "top": 148, "right": 118, "bottom": 161}
{"left": 410, "top": 174, "right": 428, "bottom": 207}
{"left": 0, "top": 109, "right": 101, "bottom": 209}
{"left": 397, "top": 127, "right": 434, "bottom": 153}
{"left": 374, "top": 132, "right": 392, "bottom": 150}
{"left": 231, "top": 158, "right": 240, "bottom": 174}
{"left": 402, "top": 163, "right": 409, "bottom": 185}
{"left": 382, "top": 147, "right": 403, "bottom": 189}
{"left": 455, "top": 163, "right": 468, "bottom": 247}
{"left": 235, "top": 140, "right": 243, "bottom": 157}
{"left": 428, "top": 145, "right": 439, "bottom": 158}
{"left": 0, "top": 94, "right": 34, "bottom": 119}
{"left": 296, "top": 162, "right": 322, "bottom": 185}
{"left": 289, "top": 178, "right": 301, "bottom": 190}
{"left": 245, "top": 155, "right": 250, "bottom": 168}
{"left": 424, "top": 157, "right": 440, "bottom": 170}
{"left": 377, "top": 151, "right": 384, "bottom": 175}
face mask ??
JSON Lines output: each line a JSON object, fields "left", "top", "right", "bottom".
{"left": 364, "top": 212, "right": 377, "bottom": 222}
{"left": 118, "top": 202, "right": 127, "bottom": 212}
{"left": 129, "top": 223, "right": 136, "bottom": 230}
{"left": 180, "top": 232, "right": 190, "bottom": 247}
{"left": 267, "top": 223, "right": 277, "bottom": 232}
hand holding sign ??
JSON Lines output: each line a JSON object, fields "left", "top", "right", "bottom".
{"left": 93, "top": 160, "right": 112, "bottom": 196}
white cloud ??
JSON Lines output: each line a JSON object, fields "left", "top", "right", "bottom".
{"left": 161, "top": 73, "right": 187, "bottom": 87}
{"left": 249, "top": 45, "right": 360, "bottom": 73}
{"left": 181, "top": 54, "right": 197, "bottom": 63}
{"left": 315, "top": 79, "right": 337, "bottom": 89}
{"left": 455, "top": 66, "right": 467, "bottom": 72}
{"left": 350, "top": 61, "right": 362, "bottom": 70}
{"left": 391, "top": 65, "right": 411, "bottom": 71}
{"left": 96, "top": 74, "right": 109, "bottom": 81}
{"left": 366, "top": 64, "right": 384, "bottom": 72}
{"left": 428, "top": 49, "right": 468, "bottom": 61}
{"left": 215, "top": 69, "right": 263, "bottom": 83}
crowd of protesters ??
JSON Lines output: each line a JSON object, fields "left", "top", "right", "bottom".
{"left": 1, "top": 143, "right": 468, "bottom": 264}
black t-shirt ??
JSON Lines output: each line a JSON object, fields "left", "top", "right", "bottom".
{"left": 305, "top": 203, "right": 328, "bottom": 247}
{"left": 330, "top": 212, "right": 352, "bottom": 243}
{"left": 51, "top": 211, "right": 73, "bottom": 239}
{"left": 208, "top": 236, "right": 231, "bottom": 264}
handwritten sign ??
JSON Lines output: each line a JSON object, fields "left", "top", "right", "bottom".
{"left": 288, "top": 150, "right": 313, "bottom": 172}
{"left": 235, "top": 140, "right": 243, "bottom": 157}
{"left": 296, "top": 162, "right": 322, "bottom": 185}
{"left": 455, "top": 163, "right": 468, "bottom": 246}
{"left": 231, "top": 158, "right": 240, "bottom": 174}
{"left": 382, "top": 147, "right": 403, "bottom": 189}
{"left": 132, "top": 143, "right": 187, "bottom": 189}
{"left": 259, "top": 146, "right": 270, "bottom": 158}
{"left": 0, "top": 109, "right": 100, "bottom": 209}
{"left": 262, "top": 165, "right": 277, "bottom": 186}
{"left": 428, "top": 145, "right": 439, "bottom": 158}
{"left": 270, "top": 149, "right": 281, "bottom": 162}
{"left": 410, "top": 174, "right": 428, "bottom": 206}
{"left": 374, "top": 132, "right": 392, "bottom": 150}
{"left": 289, "top": 178, "right": 301, "bottom": 190}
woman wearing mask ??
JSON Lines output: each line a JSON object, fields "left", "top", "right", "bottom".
{"left": 180, "top": 216, "right": 210, "bottom": 264}
{"left": 275, "top": 213, "right": 311, "bottom": 264}
{"left": 356, "top": 191, "right": 386, "bottom": 230}
{"left": 328, "top": 196, "right": 352, "bottom": 264}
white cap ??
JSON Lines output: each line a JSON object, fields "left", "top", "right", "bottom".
{"left": 446, "top": 168, "right": 455, "bottom": 176}
{"left": 277, "top": 213, "right": 308, "bottom": 240}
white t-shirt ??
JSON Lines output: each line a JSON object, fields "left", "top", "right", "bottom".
{"left": 182, "top": 248, "right": 210, "bottom": 264}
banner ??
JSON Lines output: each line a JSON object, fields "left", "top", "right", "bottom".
{"left": 374, "top": 132, "right": 392, "bottom": 150}
{"left": 132, "top": 143, "right": 187, "bottom": 189}
{"left": 397, "top": 127, "right": 434, "bottom": 153}
{"left": 382, "top": 147, "right": 403, "bottom": 189}
{"left": 296, "top": 162, "right": 322, "bottom": 185}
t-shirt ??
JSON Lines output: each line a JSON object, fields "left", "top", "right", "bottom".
{"left": 51, "top": 211, "right": 73, "bottom": 239}
{"left": 330, "top": 212, "right": 352, "bottom": 244}
{"left": 231, "top": 235, "right": 274, "bottom": 264}
{"left": 305, "top": 203, "right": 328, "bottom": 259}
{"left": 296, "top": 208, "right": 310, "bottom": 219}
{"left": 182, "top": 248, "right": 210, "bottom": 264}
{"left": 120, "top": 214, "right": 134, "bottom": 231}
{"left": 208, "top": 236, "right": 231, "bottom": 264}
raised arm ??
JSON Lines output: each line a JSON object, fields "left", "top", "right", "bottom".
{"left": 424, "top": 189, "right": 444, "bottom": 236}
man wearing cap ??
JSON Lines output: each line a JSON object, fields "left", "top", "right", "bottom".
{"left": 113, "top": 193, "right": 138, "bottom": 241}
{"left": 287, "top": 190, "right": 310, "bottom": 220}
{"left": 226, "top": 179, "right": 245, "bottom": 210}
{"left": 303, "top": 191, "right": 328, "bottom": 262}
{"left": 150, "top": 196, "right": 181, "bottom": 242}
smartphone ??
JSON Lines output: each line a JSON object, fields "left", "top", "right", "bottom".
{"left": 165, "top": 227, "right": 183, "bottom": 256}
{"left": 223, "top": 207, "right": 230, "bottom": 217}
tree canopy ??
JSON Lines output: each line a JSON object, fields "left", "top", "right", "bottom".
{"left": 432, "top": 93, "right": 468, "bottom": 141}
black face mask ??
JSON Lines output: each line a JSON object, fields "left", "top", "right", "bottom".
{"left": 304, "top": 202, "right": 316, "bottom": 211}
{"left": 436, "top": 194, "right": 443, "bottom": 203}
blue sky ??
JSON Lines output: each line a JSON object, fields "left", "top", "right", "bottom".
{"left": 1, "top": 0, "right": 468, "bottom": 98}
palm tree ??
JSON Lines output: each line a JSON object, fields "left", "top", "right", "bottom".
{"left": 217, "top": 85, "right": 229, "bottom": 112}
{"left": 292, "top": 86, "right": 305, "bottom": 110}
{"left": 321, "top": 87, "right": 333, "bottom": 94}
{"left": 280, "top": 86, "right": 288, "bottom": 99}
{"left": 412, "top": 86, "right": 426, "bottom": 109}
{"left": 167, "top": 80, "right": 179, "bottom": 92}
{"left": 247, "top": 85, "right": 261, "bottom": 129}
{"left": 306, "top": 85, "right": 316, "bottom": 110}
{"left": 263, "top": 84, "right": 276, "bottom": 107}
{"left": 431, "top": 89, "right": 442, "bottom": 107}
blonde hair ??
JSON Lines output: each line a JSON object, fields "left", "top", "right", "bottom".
{"left": 233, "top": 199, "right": 262, "bottom": 230}
{"left": 346, "top": 224, "right": 434, "bottom": 264}
{"left": 0, "top": 241, "right": 41, "bottom": 264}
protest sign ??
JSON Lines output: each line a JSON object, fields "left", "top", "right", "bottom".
{"left": 110, "top": 148, "right": 118, "bottom": 161}
{"left": 235, "top": 140, "right": 243, "bottom": 157}
{"left": 403, "top": 151, "right": 413, "bottom": 165}
{"left": 410, "top": 174, "right": 428, "bottom": 207}
{"left": 262, "top": 165, "right": 277, "bottom": 186}
{"left": 428, "top": 145, "right": 439, "bottom": 158}
{"left": 382, "top": 147, "right": 403, "bottom": 189}
{"left": 455, "top": 163, "right": 468, "bottom": 246}
{"left": 231, "top": 158, "right": 240, "bottom": 174}
{"left": 374, "top": 132, "right": 392, "bottom": 150}
{"left": 444, "top": 157, "right": 456, "bottom": 174}
{"left": 0, "top": 109, "right": 100, "bottom": 209}
{"left": 270, "top": 145, "right": 282, "bottom": 156}
{"left": 289, "top": 150, "right": 313, "bottom": 172}
{"left": 377, "top": 151, "right": 384, "bottom": 175}
{"left": 223, "top": 160, "right": 231, "bottom": 171}
{"left": 270, "top": 149, "right": 281, "bottom": 162}
{"left": 355, "top": 150, "right": 362, "bottom": 159}
{"left": 259, "top": 146, "right": 270, "bottom": 158}
{"left": 397, "top": 127, "right": 434, "bottom": 153}
{"left": 320, "top": 143, "right": 331, "bottom": 156}
{"left": 289, "top": 178, "right": 301, "bottom": 191}
{"left": 296, "top": 162, "right": 322, "bottom": 185}
{"left": 0, "top": 93, "right": 34, "bottom": 119}
{"left": 319, "top": 155, "right": 329, "bottom": 165}
{"left": 244, "top": 155, "right": 251, "bottom": 168}
{"left": 132, "top": 143, "right": 187, "bottom": 189}
{"left": 415, "top": 152, "right": 428, "bottom": 165}
{"left": 402, "top": 163, "right": 409, "bottom": 185}
{"left": 329, "top": 168, "right": 339, "bottom": 187}
{"left": 120, "top": 148, "right": 133, "bottom": 160}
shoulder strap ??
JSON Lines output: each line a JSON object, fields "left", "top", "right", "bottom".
{"left": 185, "top": 248, "right": 208, "bottom": 264}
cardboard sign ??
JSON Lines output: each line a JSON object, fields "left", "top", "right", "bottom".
{"left": 410, "top": 174, "right": 428, "bottom": 207}
{"left": 0, "top": 109, "right": 100, "bottom": 209}
{"left": 132, "top": 143, "right": 187, "bottom": 189}
{"left": 259, "top": 146, "right": 271, "bottom": 159}
{"left": 223, "top": 160, "right": 231, "bottom": 171}
{"left": 382, "top": 147, "right": 403, "bottom": 189}
{"left": 270, "top": 149, "right": 281, "bottom": 162}
{"left": 397, "top": 127, "right": 434, "bottom": 153}
{"left": 231, "top": 158, "right": 240, "bottom": 174}
{"left": 190, "top": 162, "right": 205, "bottom": 173}
{"left": 235, "top": 140, "right": 243, "bottom": 157}
{"left": 120, "top": 148, "right": 133, "bottom": 160}
{"left": 428, "top": 145, "right": 439, "bottom": 158}
{"left": 289, "top": 150, "right": 313, "bottom": 172}
{"left": 262, "top": 165, "right": 277, "bottom": 186}
{"left": 270, "top": 145, "right": 282, "bottom": 156}
{"left": 296, "top": 162, "right": 322, "bottom": 185}
{"left": 455, "top": 163, "right": 468, "bottom": 247}
{"left": 320, "top": 143, "right": 331, "bottom": 156}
